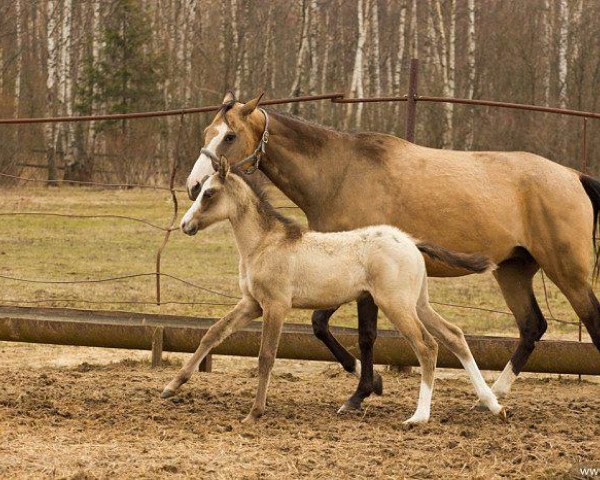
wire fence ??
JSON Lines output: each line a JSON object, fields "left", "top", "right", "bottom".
{"left": 2, "top": 74, "right": 597, "bottom": 330}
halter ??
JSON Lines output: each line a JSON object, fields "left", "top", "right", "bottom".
{"left": 200, "top": 108, "right": 269, "bottom": 175}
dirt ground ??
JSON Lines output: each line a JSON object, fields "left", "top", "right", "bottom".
{"left": 0, "top": 344, "right": 599, "bottom": 479}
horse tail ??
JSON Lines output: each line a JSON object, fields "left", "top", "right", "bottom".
{"left": 579, "top": 174, "right": 600, "bottom": 280}
{"left": 416, "top": 242, "right": 494, "bottom": 274}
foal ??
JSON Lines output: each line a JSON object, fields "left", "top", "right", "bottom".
{"left": 163, "top": 157, "right": 505, "bottom": 424}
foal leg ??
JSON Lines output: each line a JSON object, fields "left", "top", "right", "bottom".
{"left": 338, "top": 295, "right": 383, "bottom": 413}
{"left": 416, "top": 302, "right": 504, "bottom": 415}
{"left": 492, "top": 254, "right": 545, "bottom": 399}
{"left": 162, "top": 298, "right": 262, "bottom": 398}
{"left": 243, "top": 303, "right": 288, "bottom": 423}
{"left": 378, "top": 301, "right": 438, "bottom": 424}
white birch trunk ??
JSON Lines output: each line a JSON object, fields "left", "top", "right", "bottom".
{"left": 60, "top": 0, "right": 74, "bottom": 164}
{"left": 410, "top": 0, "right": 418, "bottom": 58}
{"left": 308, "top": 0, "right": 319, "bottom": 97}
{"left": 289, "top": 0, "right": 311, "bottom": 106}
{"left": 345, "top": 0, "right": 367, "bottom": 129}
{"left": 14, "top": 0, "right": 22, "bottom": 117}
{"left": 541, "top": 0, "right": 551, "bottom": 106}
{"left": 370, "top": 0, "right": 381, "bottom": 97}
{"left": 465, "top": 0, "right": 476, "bottom": 148}
{"left": 558, "top": 0, "right": 568, "bottom": 108}
{"left": 45, "top": 0, "right": 59, "bottom": 183}
{"left": 433, "top": 0, "right": 453, "bottom": 148}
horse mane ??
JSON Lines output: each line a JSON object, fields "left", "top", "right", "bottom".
{"left": 236, "top": 174, "right": 305, "bottom": 241}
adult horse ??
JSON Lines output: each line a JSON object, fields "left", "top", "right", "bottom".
{"left": 185, "top": 92, "right": 600, "bottom": 412}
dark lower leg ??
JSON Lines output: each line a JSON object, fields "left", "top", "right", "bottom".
{"left": 493, "top": 254, "right": 545, "bottom": 397}
{"left": 311, "top": 307, "right": 357, "bottom": 373}
{"left": 340, "top": 295, "right": 381, "bottom": 411}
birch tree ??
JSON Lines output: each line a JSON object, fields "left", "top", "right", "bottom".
{"left": 45, "top": 0, "right": 59, "bottom": 185}
{"left": 558, "top": 0, "right": 568, "bottom": 108}
{"left": 289, "top": 0, "right": 311, "bottom": 109}
{"left": 465, "top": 0, "right": 476, "bottom": 148}
{"left": 345, "top": 0, "right": 367, "bottom": 129}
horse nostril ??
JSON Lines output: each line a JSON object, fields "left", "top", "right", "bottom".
{"left": 189, "top": 182, "right": 201, "bottom": 201}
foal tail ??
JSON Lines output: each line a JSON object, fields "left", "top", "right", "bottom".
{"left": 580, "top": 174, "right": 600, "bottom": 280}
{"left": 416, "top": 242, "right": 493, "bottom": 274}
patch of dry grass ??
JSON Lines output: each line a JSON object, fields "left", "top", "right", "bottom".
{"left": 0, "top": 185, "right": 589, "bottom": 339}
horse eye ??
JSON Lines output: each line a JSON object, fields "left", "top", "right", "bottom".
{"left": 203, "top": 189, "right": 215, "bottom": 199}
{"left": 224, "top": 133, "right": 236, "bottom": 143}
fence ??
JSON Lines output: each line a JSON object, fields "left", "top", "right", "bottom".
{"left": 1, "top": 58, "right": 599, "bottom": 374}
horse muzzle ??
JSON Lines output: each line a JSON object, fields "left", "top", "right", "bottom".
{"left": 180, "top": 219, "right": 199, "bottom": 236}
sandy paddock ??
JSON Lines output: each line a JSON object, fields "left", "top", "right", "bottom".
{"left": 0, "top": 343, "right": 599, "bottom": 479}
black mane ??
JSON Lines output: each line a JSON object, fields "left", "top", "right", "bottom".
{"left": 239, "top": 174, "right": 304, "bottom": 240}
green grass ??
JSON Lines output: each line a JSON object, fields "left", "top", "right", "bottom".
{"left": 0, "top": 185, "right": 588, "bottom": 339}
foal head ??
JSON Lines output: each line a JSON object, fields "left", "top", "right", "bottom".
{"left": 187, "top": 91, "right": 265, "bottom": 201}
{"left": 181, "top": 157, "right": 240, "bottom": 235}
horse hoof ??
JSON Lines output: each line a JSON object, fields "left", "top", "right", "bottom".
{"left": 241, "top": 412, "right": 261, "bottom": 424}
{"left": 402, "top": 415, "right": 429, "bottom": 426}
{"left": 497, "top": 406, "right": 508, "bottom": 422}
{"left": 373, "top": 372, "right": 383, "bottom": 396}
{"left": 161, "top": 388, "right": 176, "bottom": 399}
{"left": 337, "top": 401, "right": 362, "bottom": 414}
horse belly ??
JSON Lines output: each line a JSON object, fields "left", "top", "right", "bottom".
{"left": 291, "top": 255, "right": 366, "bottom": 309}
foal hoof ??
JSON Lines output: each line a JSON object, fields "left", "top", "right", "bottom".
{"left": 161, "top": 388, "right": 176, "bottom": 399}
{"left": 337, "top": 401, "right": 362, "bottom": 414}
{"left": 373, "top": 372, "right": 383, "bottom": 396}
{"left": 497, "top": 406, "right": 508, "bottom": 422}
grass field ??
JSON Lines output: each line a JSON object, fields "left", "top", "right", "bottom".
{"left": 0, "top": 185, "right": 590, "bottom": 339}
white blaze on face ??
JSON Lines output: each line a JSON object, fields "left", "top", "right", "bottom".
{"left": 187, "top": 121, "right": 228, "bottom": 193}
{"left": 181, "top": 175, "right": 216, "bottom": 228}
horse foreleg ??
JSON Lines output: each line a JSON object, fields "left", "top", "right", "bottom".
{"left": 161, "top": 298, "right": 262, "bottom": 398}
{"left": 338, "top": 295, "right": 382, "bottom": 412}
{"left": 243, "top": 303, "right": 288, "bottom": 423}
{"left": 493, "top": 256, "right": 545, "bottom": 399}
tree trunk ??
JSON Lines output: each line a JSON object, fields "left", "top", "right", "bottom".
{"left": 45, "top": 0, "right": 59, "bottom": 186}
{"left": 289, "top": 0, "right": 311, "bottom": 113}
{"left": 345, "top": 0, "right": 367, "bottom": 129}
{"left": 465, "top": 0, "right": 476, "bottom": 149}
{"left": 558, "top": 0, "right": 568, "bottom": 108}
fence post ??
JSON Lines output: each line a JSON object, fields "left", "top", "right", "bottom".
{"left": 405, "top": 58, "right": 419, "bottom": 142}
{"left": 151, "top": 326, "right": 164, "bottom": 368}
{"left": 199, "top": 355, "right": 213, "bottom": 372}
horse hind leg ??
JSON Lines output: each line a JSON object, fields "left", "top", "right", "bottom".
{"left": 377, "top": 299, "right": 438, "bottom": 424}
{"left": 491, "top": 251, "right": 546, "bottom": 399}
{"left": 416, "top": 300, "right": 504, "bottom": 416}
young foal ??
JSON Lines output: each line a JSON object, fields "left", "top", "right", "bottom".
{"left": 163, "top": 158, "right": 505, "bottom": 424}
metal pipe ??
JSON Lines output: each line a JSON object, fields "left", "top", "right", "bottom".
{"left": 1, "top": 306, "right": 598, "bottom": 375}
{"left": 405, "top": 59, "right": 419, "bottom": 142}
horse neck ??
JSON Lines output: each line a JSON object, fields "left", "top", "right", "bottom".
{"left": 259, "top": 112, "right": 344, "bottom": 218}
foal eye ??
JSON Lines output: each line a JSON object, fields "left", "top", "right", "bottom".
{"left": 224, "top": 133, "right": 236, "bottom": 143}
{"left": 203, "top": 189, "right": 216, "bottom": 199}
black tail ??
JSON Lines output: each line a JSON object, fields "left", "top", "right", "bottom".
{"left": 580, "top": 174, "right": 600, "bottom": 279}
{"left": 416, "top": 242, "right": 493, "bottom": 274}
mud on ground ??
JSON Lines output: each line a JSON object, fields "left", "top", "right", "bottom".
{"left": 1, "top": 347, "right": 599, "bottom": 479}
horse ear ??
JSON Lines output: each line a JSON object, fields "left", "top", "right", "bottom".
{"left": 222, "top": 90, "right": 236, "bottom": 104}
{"left": 218, "top": 155, "right": 230, "bottom": 179}
{"left": 239, "top": 92, "right": 264, "bottom": 117}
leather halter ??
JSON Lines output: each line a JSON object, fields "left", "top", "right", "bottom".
{"left": 199, "top": 108, "right": 269, "bottom": 175}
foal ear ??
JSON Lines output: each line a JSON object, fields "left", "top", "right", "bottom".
{"left": 239, "top": 92, "right": 264, "bottom": 117}
{"left": 218, "top": 155, "right": 230, "bottom": 179}
{"left": 222, "top": 90, "right": 236, "bottom": 105}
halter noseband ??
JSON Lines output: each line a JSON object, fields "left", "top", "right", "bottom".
{"left": 200, "top": 108, "right": 269, "bottom": 175}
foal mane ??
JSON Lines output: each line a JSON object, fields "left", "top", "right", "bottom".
{"left": 235, "top": 174, "right": 304, "bottom": 241}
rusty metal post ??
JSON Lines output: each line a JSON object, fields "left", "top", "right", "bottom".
{"left": 151, "top": 326, "right": 164, "bottom": 368}
{"left": 405, "top": 58, "right": 419, "bottom": 142}
{"left": 199, "top": 354, "right": 213, "bottom": 372}
{"left": 579, "top": 117, "right": 589, "bottom": 382}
